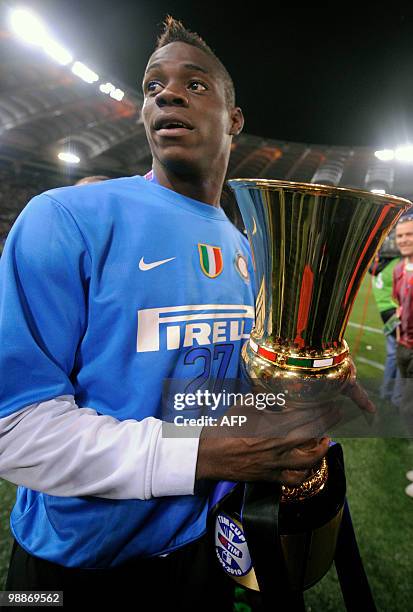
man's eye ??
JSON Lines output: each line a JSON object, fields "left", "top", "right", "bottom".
{"left": 188, "top": 81, "right": 207, "bottom": 92}
{"left": 146, "top": 81, "right": 162, "bottom": 93}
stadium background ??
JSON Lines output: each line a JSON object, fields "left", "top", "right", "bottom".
{"left": 0, "top": 5, "right": 413, "bottom": 611}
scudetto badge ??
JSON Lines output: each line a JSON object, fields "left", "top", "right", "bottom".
{"left": 198, "top": 244, "right": 223, "bottom": 278}
{"left": 235, "top": 253, "right": 250, "bottom": 282}
{"left": 215, "top": 512, "right": 252, "bottom": 578}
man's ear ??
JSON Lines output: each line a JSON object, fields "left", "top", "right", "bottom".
{"left": 229, "top": 107, "right": 244, "bottom": 136}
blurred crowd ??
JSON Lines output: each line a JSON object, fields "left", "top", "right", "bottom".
{"left": 0, "top": 168, "right": 242, "bottom": 256}
{"left": 0, "top": 168, "right": 69, "bottom": 255}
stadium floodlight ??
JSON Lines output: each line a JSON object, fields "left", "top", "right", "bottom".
{"left": 100, "top": 82, "right": 116, "bottom": 94}
{"left": 110, "top": 88, "right": 125, "bottom": 101}
{"left": 43, "top": 39, "right": 73, "bottom": 66}
{"left": 9, "top": 8, "right": 73, "bottom": 66}
{"left": 72, "top": 61, "right": 99, "bottom": 84}
{"left": 9, "top": 8, "right": 47, "bottom": 45}
{"left": 374, "top": 149, "right": 394, "bottom": 161}
{"left": 371, "top": 188, "right": 386, "bottom": 194}
{"left": 395, "top": 145, "right": 413, "bottom": 163}
{"left": 58, "top": 152, "right": 80, "bottom": 164}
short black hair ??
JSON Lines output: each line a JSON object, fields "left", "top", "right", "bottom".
{"left": 155, "top": 15, "right": 236, "bottom": 108}
{"left": 75, "top": 175, "right": 110, "bottom": 185}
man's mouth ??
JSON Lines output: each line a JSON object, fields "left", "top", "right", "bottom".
{"left": 154, "top": 117, "right": 194, "bottom": 137}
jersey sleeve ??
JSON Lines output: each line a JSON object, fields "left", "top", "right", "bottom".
{"left": 0, "top": 395, "right": 200, "bottom": 499}
{"left": 0, "top": 194, "right": 200, "bottom": 499}
{"left": 0, "top": 193, "right": 90, "bottom": 415}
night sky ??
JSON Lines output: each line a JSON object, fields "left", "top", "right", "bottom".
{"left": 12, "top": 1, "right": 413, "bottom": 148}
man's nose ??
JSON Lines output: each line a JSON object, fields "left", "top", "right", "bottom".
{"left": 155, "top": 86, "right": 189, "bottom": 107}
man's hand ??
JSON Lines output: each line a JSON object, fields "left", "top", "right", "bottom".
{"left": 195, "top": 402, "right": 340, "bottom": 486}
{"left": 195, "top": 362, "right": 374, "bottom": 486}
{"left": 341, "top": 362, "right": 376, "bottom": 414}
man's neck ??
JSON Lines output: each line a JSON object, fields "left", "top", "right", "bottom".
{"left": 405, "top": 255, "right": 413, "bottom": 264}
{"left": 151, "top": 164, "right": 224, "bottom": 207}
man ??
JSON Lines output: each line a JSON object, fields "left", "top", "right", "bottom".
{"left": 369, "top": 243, "right": 401, "bottom": 406}
{"left": 394, "top": 214, "right": 413, "bottom": 375}
{"left": 74, "top": 175, "right": 110, "bottom": 185}
{"left": 0, "top": 17, "right": 355, "bottom": 609}
{"left": 393, "top": 213, "right": 413, "bottom": 498}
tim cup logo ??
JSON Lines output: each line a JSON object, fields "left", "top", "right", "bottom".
{"left": 215, "top": 512, "right": 252, "bottom": 577}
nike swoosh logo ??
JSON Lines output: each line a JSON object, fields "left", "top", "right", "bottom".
{"left": 139, "top": 257, "right": 176, "bottom": 271}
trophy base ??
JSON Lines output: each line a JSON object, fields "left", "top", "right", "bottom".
{"left": 214, "top": 444, "right": 346, "bottom": 592}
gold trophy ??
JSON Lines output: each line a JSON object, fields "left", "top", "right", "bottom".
{"left": 214, "top": 180, "right": 411, "bottom": 594}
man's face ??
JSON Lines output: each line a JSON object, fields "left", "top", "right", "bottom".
{"left": 396, "top": 220, "right": 413, "bottom": 258}
{"left": 141, "top": 42, "right": 243, "bottom": 175}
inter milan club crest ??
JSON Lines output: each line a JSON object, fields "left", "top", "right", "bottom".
{"left": 198, "top": 244, "right": 223, "bottom": 278}
{"left": 215, "top": 512, "right": 252, "bottom": 578}
{"left": 234, "top": 252, "right": 250, "bottom": 282}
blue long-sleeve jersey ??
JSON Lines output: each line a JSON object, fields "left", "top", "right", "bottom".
{"left": 0, "top": 175, "right": 254, "bottom": 567}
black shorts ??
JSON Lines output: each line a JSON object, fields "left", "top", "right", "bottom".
{"left": 2, "top": 534, "right": 234, "bottom": 611}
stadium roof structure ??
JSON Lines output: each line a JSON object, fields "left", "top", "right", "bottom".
{"left": 1, "top": 30, "right": 413, "bottom": 201}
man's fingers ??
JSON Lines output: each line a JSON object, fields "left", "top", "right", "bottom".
{"left": 274, "top": 437, "right": 330, "bottom": 485}
{"left": 342, "top": 379, "right": 376, "bottom": 413}
{"left": 282, "top": 405, "right": 341, "bottom": 447}
{"left": 284, "top": 435, "right": 330, "bottom": 467}
{"left": 278, "top": 469, "right": 310, "bottom": 487}
{"left": 249, "top": 403, "right": 338, "bottom": 438}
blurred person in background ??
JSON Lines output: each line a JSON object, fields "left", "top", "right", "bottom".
{"left": 75, "top": 175, "right": 110, "bottom": 185}
{"left": 369, "top": 232, "right": 401, "bottom": 407}
{"left": 392, "top": 213, "right": 413, "bottom": 497}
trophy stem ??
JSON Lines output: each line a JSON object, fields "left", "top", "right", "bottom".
{"left": 281, "top": 457, "right": 328, "bottom": 502}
